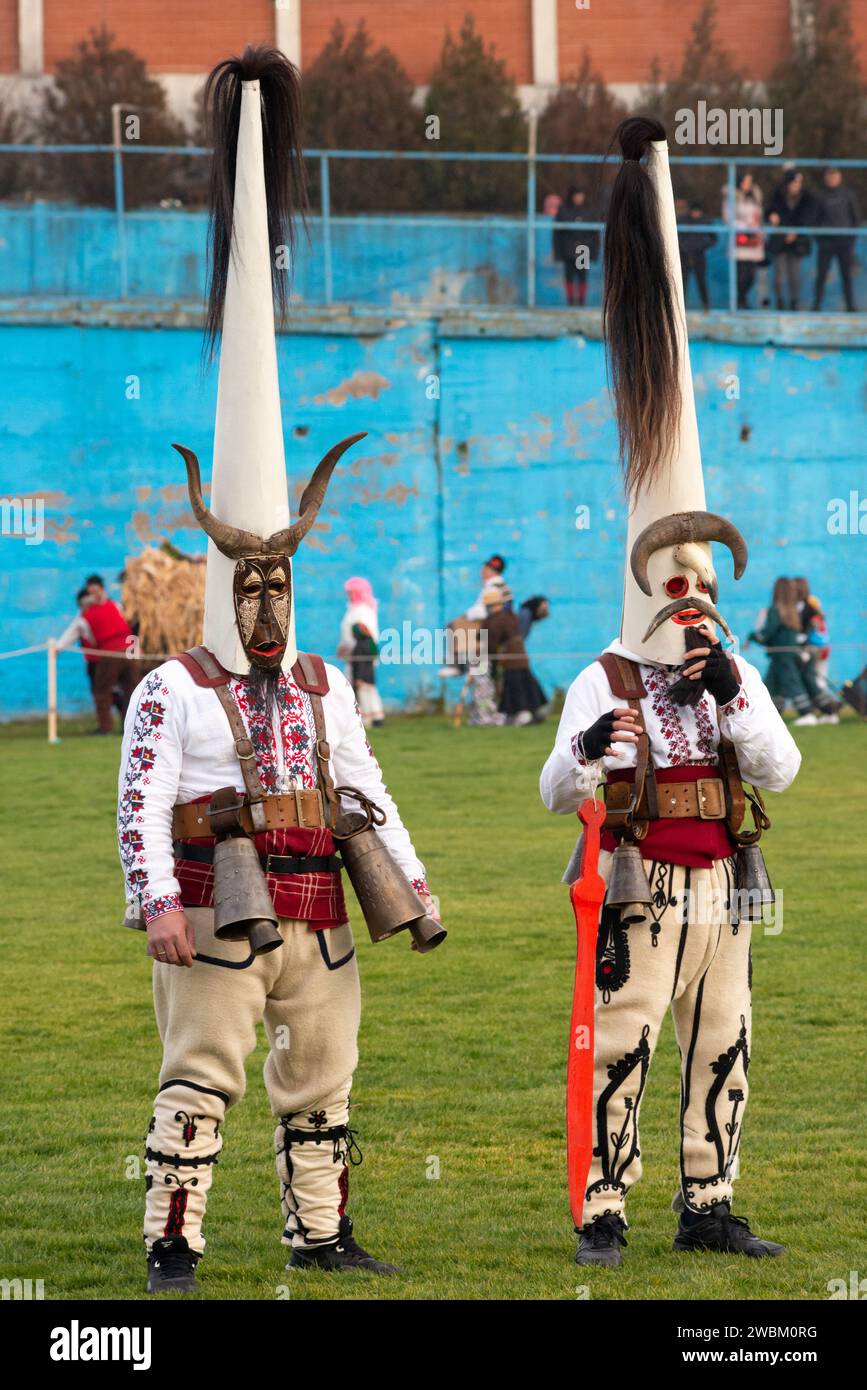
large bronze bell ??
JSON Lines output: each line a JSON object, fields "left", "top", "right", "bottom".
{"left": 212, "top": 835, "right": 283, "bottom": 955}
{"left": 605, "top": 841, "right": 653, "bottom": 926}
{"left": 735, "top": 844, "right": 774, "bottom": 922}
{"left": 337, "top": 811, "right": 447, "bottom": 952}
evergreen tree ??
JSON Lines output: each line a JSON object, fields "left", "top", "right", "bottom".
{"left": 301, "top": 21, "right": 423, "bottom": 213}
{"left": 35, "top": 27, "right": 188, "bottom": 208}
{"left": 423, "top": 15, "right": 527, "bottom": 212}
{"left": 537, "top": 50, "right": 627, "bottom": 206}
{"left": 636, "top": 0, "right": 760, "bottom": 209}
{"left": 766, "top": 0, "right": 867, "bottom": 160}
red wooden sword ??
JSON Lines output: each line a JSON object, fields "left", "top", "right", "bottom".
{"left": 566, "top": 796, "right": 607, "bottom": 1229}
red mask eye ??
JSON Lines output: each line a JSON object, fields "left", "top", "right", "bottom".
{"left": 664, "top": 576, "right": 689, "bottom": 599}
{"left": 696, "top": 580, "right": 709, "bottom": 594}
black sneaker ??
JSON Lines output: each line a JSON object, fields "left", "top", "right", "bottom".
{"left": 146, "top": 1236, "right": 200, "bottom": 1293}
{"left": 673, "top": 1202, "right": 785, "bottom": 1258}
{"left": 575, "top": 1213, "right": 628, "bottom": 1267}
{"left": 287, "top": 1216, "right": 399, "bottom": 1275}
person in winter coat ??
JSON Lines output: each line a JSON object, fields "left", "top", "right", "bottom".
{"left": 748, "top": 578, "right": 837, "bottom": 724}
{"left": 766, "top": 170, "right": 818, "bottom": 311}
{"left": 722, "top": 172, "right": 766, "bottom": 309}
{"left": 553, "top": 187, "right": 600, "bottom": 307}
{"left": 678, "top": 200, "right": 716, "bottom": 310}
{"left": 812, "top": 167, "right": 860, "bottom": 312}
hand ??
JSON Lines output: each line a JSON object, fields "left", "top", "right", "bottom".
{"left": 417, "top": 892, "right": 442, "bottom": 924}
{"left": 147, "top": 910, "right": 197, "bottom": 968}
{"left": 579, "top": 706, "right": 640, "bottom": 761}
{"left": 679, "top": 627, "right": 739, "bottom": 705}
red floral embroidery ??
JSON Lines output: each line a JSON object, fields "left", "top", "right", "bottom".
{"left": 570, "top": 733, "right": 588, "bottom": 766}
{"left": 720, "top": 689, "right": 750, "bottom": 717}
{"left": 119, "top": 671, "right": 171, "bottom": 902}
{"left": 143, "top": 893, "right": 182, "bottom": 923}
{"left": 644, "top": 667, "right": 692, "bottom": 765}
{"left": 229, "top": 675, "right": 317, "bottom": 792}
{"left": 694, "top": 696, "right": 718, "bottom": 761}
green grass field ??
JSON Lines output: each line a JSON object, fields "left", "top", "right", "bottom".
{"left": 0, "top": 713, "right": 864, "bottom": 1302}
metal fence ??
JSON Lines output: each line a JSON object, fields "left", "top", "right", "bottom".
{"left": 1, "top": 143, "right": 865, "bottom": 311}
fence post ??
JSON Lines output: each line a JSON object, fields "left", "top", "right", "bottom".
{"left": 321, "top": 154, "right": 333, "bottom": 305}
{"left": 526, "top": 113, "right": 538, "bottom": 308}
{"left": 47, "top": 639, "right": 60, "bottom": 744}
{"left": 111, "top": 106, "right": 129, "bottom": 299}
{"left": 727, "top": 158, "right": 737, "bottom": 315}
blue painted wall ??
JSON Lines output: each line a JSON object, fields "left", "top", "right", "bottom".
{"left": 2, "top": 205, "right": 864, "bottom": 310}
{"left": 1, "top": 311, "right": 865, "bottom": 718}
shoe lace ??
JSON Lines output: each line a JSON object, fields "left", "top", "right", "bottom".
{"left": 586, "top": 1216, "right": 628, "bottom": 1249}
{"left": 154, "top": 1245, "right": 195, "bottom": 1277}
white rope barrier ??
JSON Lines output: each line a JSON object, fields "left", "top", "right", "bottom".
{"left": 0, "top": 638, "right": 862, "bottom": 745}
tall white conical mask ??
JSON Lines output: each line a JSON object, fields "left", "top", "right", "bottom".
{"left": 173, "top": 49, "right": 365, "bottom": 677}
{"left": 204, "top": 78, "right": 294, "bottom": 675}
{"left": 604, "top": 122, "right": 747, "bottom": 666}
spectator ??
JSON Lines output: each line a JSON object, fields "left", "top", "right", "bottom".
{"left": 517, "top": 594, "right": 550, "bottom": 641}
{"left": 678, "top": 199, "right": 716, "bottom": 310}
{"left": 748, "top": 577, "right": 838, "bottom": 725}
{"left": 552, "top": 186, "right": 600, "bottom": 307}
{"left": 481, "top": 586, "right": 548, "bottom": 726}
{"left": 337, "top": 576, "right": 384, "bottom": 728}
{"left": 723, "top": 172, "right": 765, "bottom": 309}
{"left": 80, "top": 578, "right": 137, "bottom": 733}
{"left": 766, "top": 170, "right": 818, "bottom": 311}
{"left": 812, "top": 167, "right": 860, "bottom": 313}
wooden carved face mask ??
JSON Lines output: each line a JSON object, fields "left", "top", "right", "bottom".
{"left": 232, "top": 555, "right": 292, "bottom": 671}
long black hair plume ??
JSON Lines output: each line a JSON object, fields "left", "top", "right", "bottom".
{"left": 602, "top": 116, "right": 680, "bottom": 498}
{"left": 204, "top": 45, "right": 307, "bottom": 355}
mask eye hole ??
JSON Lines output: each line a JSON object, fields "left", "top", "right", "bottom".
{"left": 664, "top": 576, "right": 689, "bottom": 599}
{"left": 696, "top": 579, "right": 709, "bottom": 594}
{"left": 241, "top": 579, "right": 263, "bottom": 598}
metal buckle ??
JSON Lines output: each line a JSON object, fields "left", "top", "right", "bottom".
{"left": 696, "top": 778, "right": 725, "bottom": 820}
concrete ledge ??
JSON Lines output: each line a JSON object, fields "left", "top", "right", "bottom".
{"left": 0, "top": 297, "right": 865, "bottom": 347}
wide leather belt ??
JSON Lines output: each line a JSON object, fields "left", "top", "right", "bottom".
{"left": 172, "top": 788, "right": 326, "bottom": 840}
{"left": 605, "top": 776, "right": 727, "bottom": 823}
{"left": 174, "top": 841, "right": 342, "bottom": 874}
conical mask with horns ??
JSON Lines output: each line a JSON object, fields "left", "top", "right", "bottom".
{"left": 175, "top": 433, "right": 365, "bottom": 672}
{"left": 605, "top": 125, "right": 748, "bottom": 665}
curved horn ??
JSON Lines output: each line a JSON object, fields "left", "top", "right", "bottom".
{"left": 173, "top": 443, "right": 266, "bottom": 559}
{"left": 641, "top": 594, "right": 734, "bottom": 643}
{"left": 630, "top": 511, "right": 748, "bottom": 595}
{"left": 267, "top": 432, "right": 367, "bottom": 555}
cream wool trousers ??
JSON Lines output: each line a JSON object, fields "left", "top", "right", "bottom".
{"left": 582, "top": 855, "right": 752, "bottom": 1227}
{"left": 143, "top": 907, "right": 361, "bottom": 1256}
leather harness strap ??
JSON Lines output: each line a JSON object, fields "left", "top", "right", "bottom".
{"left": 595, "top": 651, "right": 752, "bottom": 839}
{"left": 169, "top": 646, "right": 334, "bottom": 838}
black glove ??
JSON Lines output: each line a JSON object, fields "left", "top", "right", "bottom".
{"left": 700, "top": 643, "right": 740, "bottom": 705}
{"left": 578, "top": 709, "right": 618, "bottom": 761}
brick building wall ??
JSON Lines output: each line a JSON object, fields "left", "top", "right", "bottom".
{"left": 2, "top": 1, "right": 867, "bottom": 100}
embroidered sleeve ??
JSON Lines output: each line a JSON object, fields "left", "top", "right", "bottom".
{"left": 329, "top": 670, "right": 429, "bottom": 889}
{"left": 118, "top": 668, "right": 185, "bottom": 918}
{"left": 540, "top": 666, "right": 612, "bottom": 813}
{"left": 718, "top": 688, "right": 750, "bottom": 718}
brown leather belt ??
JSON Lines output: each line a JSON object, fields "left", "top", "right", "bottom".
{"left": 172, "top": 789, "right": 326, "bottom": 840}
{"left": 605, "top": 776, "right": 727, "bottom": 823}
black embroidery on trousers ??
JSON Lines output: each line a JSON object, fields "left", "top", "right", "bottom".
{"left": 595, "top": 906, "right": 631, "bottom": 1002}
{"left": 670, "top": 867, "right": 692, "bottom": 1000}
{"left": 748, "top": 946, "right": 753, "bottom": 993}
{"left": 648, "top": 860, "right": 678, "bottom": 948}
{"left": 174, "top": 1111, "right": 206, "bottom": 1147}
{"left": 704, "top": 1016, "right": 750, "bottom": 1176}
{"left": 722, "top": 857, "right": 740, "bottom": 933}
{"left": 162, "top": 1173, "right": 198, "bottom": 1239}
{"left": 591, "top": 1024, "right": 652, "bottom": 1195}
{"left": 316, "top": 930, "right": 355, "bottom": 971}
